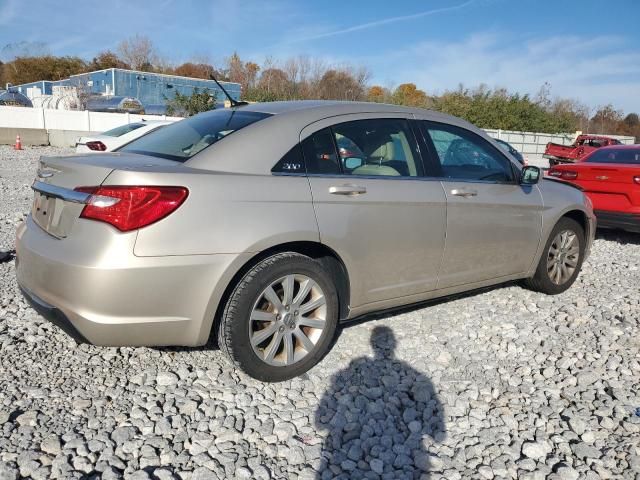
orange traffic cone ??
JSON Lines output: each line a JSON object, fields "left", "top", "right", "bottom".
{"left": 14, "top": 135, "right": 22, "bottom": 150}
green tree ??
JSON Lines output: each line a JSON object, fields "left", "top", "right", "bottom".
{"left": 165, "top": 88, "right": 216, "bottom": 117}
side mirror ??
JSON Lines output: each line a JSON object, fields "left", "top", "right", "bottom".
{"left": 520, "top": 165, "right": 541, "bottom": 185}
{"left": 344, "top": 157, "right": 364, "bottom": 170}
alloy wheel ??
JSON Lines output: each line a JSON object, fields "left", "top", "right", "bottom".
{"left": 547, "top": 230, "right": 580, "bottom": 285}
{"left": 249, "top": 274, "right": 327, "bottom": 366}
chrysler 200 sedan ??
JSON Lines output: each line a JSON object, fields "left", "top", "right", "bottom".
{"left": 16, "top": 101, "right": 596, "bottom": 381}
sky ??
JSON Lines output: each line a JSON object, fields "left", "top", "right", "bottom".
{"left": 1, "top": 0, "right": 640, "bottom": 113}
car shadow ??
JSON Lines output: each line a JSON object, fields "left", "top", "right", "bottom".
{"left": 158, "top": 282, "right": 517, "bottom": 354}
{"left": 595, "top": 228, "right": 640, "bottom": 245}
{"left": 313, "top": 326, "right": 446, "bottom": 479}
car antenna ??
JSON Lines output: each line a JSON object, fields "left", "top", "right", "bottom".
{"left": 209, "top": 74, "right": 249, "bottom": 108}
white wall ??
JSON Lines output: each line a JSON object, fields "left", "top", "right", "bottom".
{"left": 0, "top": 106, "right": 181, "bottom": 131}
{"left": 485, "top": 129, "right": 635, "bottom": 167}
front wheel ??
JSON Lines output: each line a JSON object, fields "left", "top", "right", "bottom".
{"left": 218, "top": 252, "right": 339, "bottom": 382}
{"left": 523, "top": 217, "right": 585, "bottom": 295}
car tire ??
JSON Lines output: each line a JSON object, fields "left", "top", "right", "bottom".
{"left": 218, "top": 252, "right": 339, "bottom": 382}
{"left": 523, "top": 217, "right": 585, "bottom": 295}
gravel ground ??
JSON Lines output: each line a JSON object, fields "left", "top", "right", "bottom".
{"left": 0, "top": 145, "right": 639, "bottom": 480}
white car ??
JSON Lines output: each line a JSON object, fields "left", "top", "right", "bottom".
{"left": 75, "top": 120, "right": 174, "bottom": 153}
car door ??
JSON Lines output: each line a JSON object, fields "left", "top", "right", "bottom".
{"left": 418, "top": 121, "right": 543, "bottom": 289}
{"left": 301, "top": 115, "right": 447, "bottom": 309}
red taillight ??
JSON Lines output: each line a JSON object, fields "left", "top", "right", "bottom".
{"left": 634, "top": 176, "right": 640, "bottom": 185}
{"left": 86, "top": 141, "right": 107, "bottom": 151}
{"left": 74, "top": 186, "right": 188, "bottom": 232}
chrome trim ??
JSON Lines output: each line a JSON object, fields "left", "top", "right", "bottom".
{"left": 31, "top": 181, "right": 91, "bottom": 204}
{"left": 272, "top": 171, "right": 517, "bottom": 185}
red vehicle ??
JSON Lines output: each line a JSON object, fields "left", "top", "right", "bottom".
{"left": 544, "top": 134, "right": 623, "bottom": 166}
{"left": 548, "top": 145, "right": 640, "bottom": 232}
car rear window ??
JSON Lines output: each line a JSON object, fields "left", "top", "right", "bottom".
{"left": 119, "top": 109, "right": 272, "bottom": 162}
{"left": 586, "top": 148, "right": 640, "bottom": 164}
{"left": 103, "top": 123, "right": 145, "bottom": 137}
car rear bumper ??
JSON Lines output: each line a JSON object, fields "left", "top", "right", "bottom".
{"left": 595, "top": 210, "right": 640, "bottom": 233}
{"left": 16, "top": 216, "right": 249, "bottom": 347}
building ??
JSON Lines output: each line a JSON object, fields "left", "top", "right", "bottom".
{"left": 13, "top": 68, "right": 241, "bottom": 112}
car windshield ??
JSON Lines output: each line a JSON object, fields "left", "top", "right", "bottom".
{"left": 103, "top": 123, "right": 145, "bottom": 137}
{"left": 586, "top": 148, "right": 640, "bottom": 164}
{"left": 119, "top": 109, "right": 272, "bottom": 162}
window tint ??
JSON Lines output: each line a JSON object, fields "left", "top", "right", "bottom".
{"left": 302, "top": 128, "right": 341, "bottom": 174}
{"left": 422, "top": 123, "right": 515, "bottom": 182}
{"left": 332, "top": 119, "right": 421, "bottom": 176}
{"left": 119, "top": 110, "right": 271, "bottom": 162}
{"left": 586, "top": 148, "right": 640, "bottom": 164}
{"left": 103, "top": 123, "right": 145, "bottom": 137}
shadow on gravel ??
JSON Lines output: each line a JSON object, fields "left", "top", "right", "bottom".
{"left": 341, "top": 281, "right": 516, "bottom": 331}
{"left": 314, "top": 326, "right": 446, "bottom": 479}
{"left": 595, "top": 229, "right": 640, "bottom": 245}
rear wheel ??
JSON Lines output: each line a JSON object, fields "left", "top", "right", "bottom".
{"left": 523, "top": 217, "right": 585, "bottom": 294}
{"left": 218, "top": 252, "right": 338, "bottom": 382}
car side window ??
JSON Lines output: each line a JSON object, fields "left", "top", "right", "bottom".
{"left": 301, "top": 128, "right": 341, "bottom": 175}
{"left": 332, "top": 119, "right": 421, "bottom": 177}
{"left": 422, "top": 122, "right": 515, "bottom": 183}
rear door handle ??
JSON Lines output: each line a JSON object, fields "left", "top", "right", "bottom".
{"left": 450, "top": 189, "right": 477, "bottom": 198}
{"left": 329, "top": 184, "right": 367, "bottom": 196}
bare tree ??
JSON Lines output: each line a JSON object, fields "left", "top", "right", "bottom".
{"left": 117, "top": 35, "right": 156, "bottom": 71}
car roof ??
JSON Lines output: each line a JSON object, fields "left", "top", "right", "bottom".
{"left": 239, "top": 99, "right": 459, "bottom": 120}
{"left": 186, "top": 100, "right": 500, "bottom": 174}
{"left": 594, "top": 143, "right": 638, "bottom": 150}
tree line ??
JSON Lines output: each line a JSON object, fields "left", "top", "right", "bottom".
{"left": 0, "top": 35, "right": 638, "bottom": 139}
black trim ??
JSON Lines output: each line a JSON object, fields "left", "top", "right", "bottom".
{"left": 19, "top": 285, "right": 88, "bottom": 343}
{"left": 328, "top": 125, "right": 345, "bottom": 175}
{"left": 594, "top": 210, "right": 640, "bottom": 233}
{"left": 271, "top": 144, "right": 305, "bottom": 174}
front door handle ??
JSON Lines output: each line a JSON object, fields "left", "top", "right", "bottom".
{"left": 329, "top": 184, "right": 367, "bottom": 196}
{"left": 450, "top": 189, "right": 477, "bottom": 198}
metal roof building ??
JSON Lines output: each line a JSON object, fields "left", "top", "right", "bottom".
{"left": 14, "top": 68, "right": 241, "bottom": 111}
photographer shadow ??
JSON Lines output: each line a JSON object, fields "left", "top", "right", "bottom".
{"left": 314, "top": 326, "right": 446, "bottom": 479}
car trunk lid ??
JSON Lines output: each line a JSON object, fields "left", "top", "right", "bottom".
{"left": 30, "top": 153, "right": 179, "bottom": 238}
{"left": 576, "top": 163, "right": 640, "bottom": 210}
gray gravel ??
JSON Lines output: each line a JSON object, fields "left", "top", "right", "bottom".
{"left": 1, "top": 145, "right": 639, "bottom": 479}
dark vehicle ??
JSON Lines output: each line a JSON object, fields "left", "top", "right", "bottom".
{"left": 495, "top": 138, "right": 527, "bottom": 166}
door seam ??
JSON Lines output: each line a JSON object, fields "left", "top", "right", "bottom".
{"left": 434, "top": 180, "right": 449, "bottom": 290}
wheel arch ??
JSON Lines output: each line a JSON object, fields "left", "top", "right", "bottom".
{"left": 561, "top": 209, "right": 589, "bottom": 236}
{"left": 527, "top": 205, "right": 592, "bottom": 278}
{"left": 208, "top": 241, "right": 351, "bottom": 344}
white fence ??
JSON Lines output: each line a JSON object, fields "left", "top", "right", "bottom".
{"left": 485, "top": 129, "right": 635, "bottom": 167}
{"left": 0, "top": 105, "right": 181, "bottom": 132}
